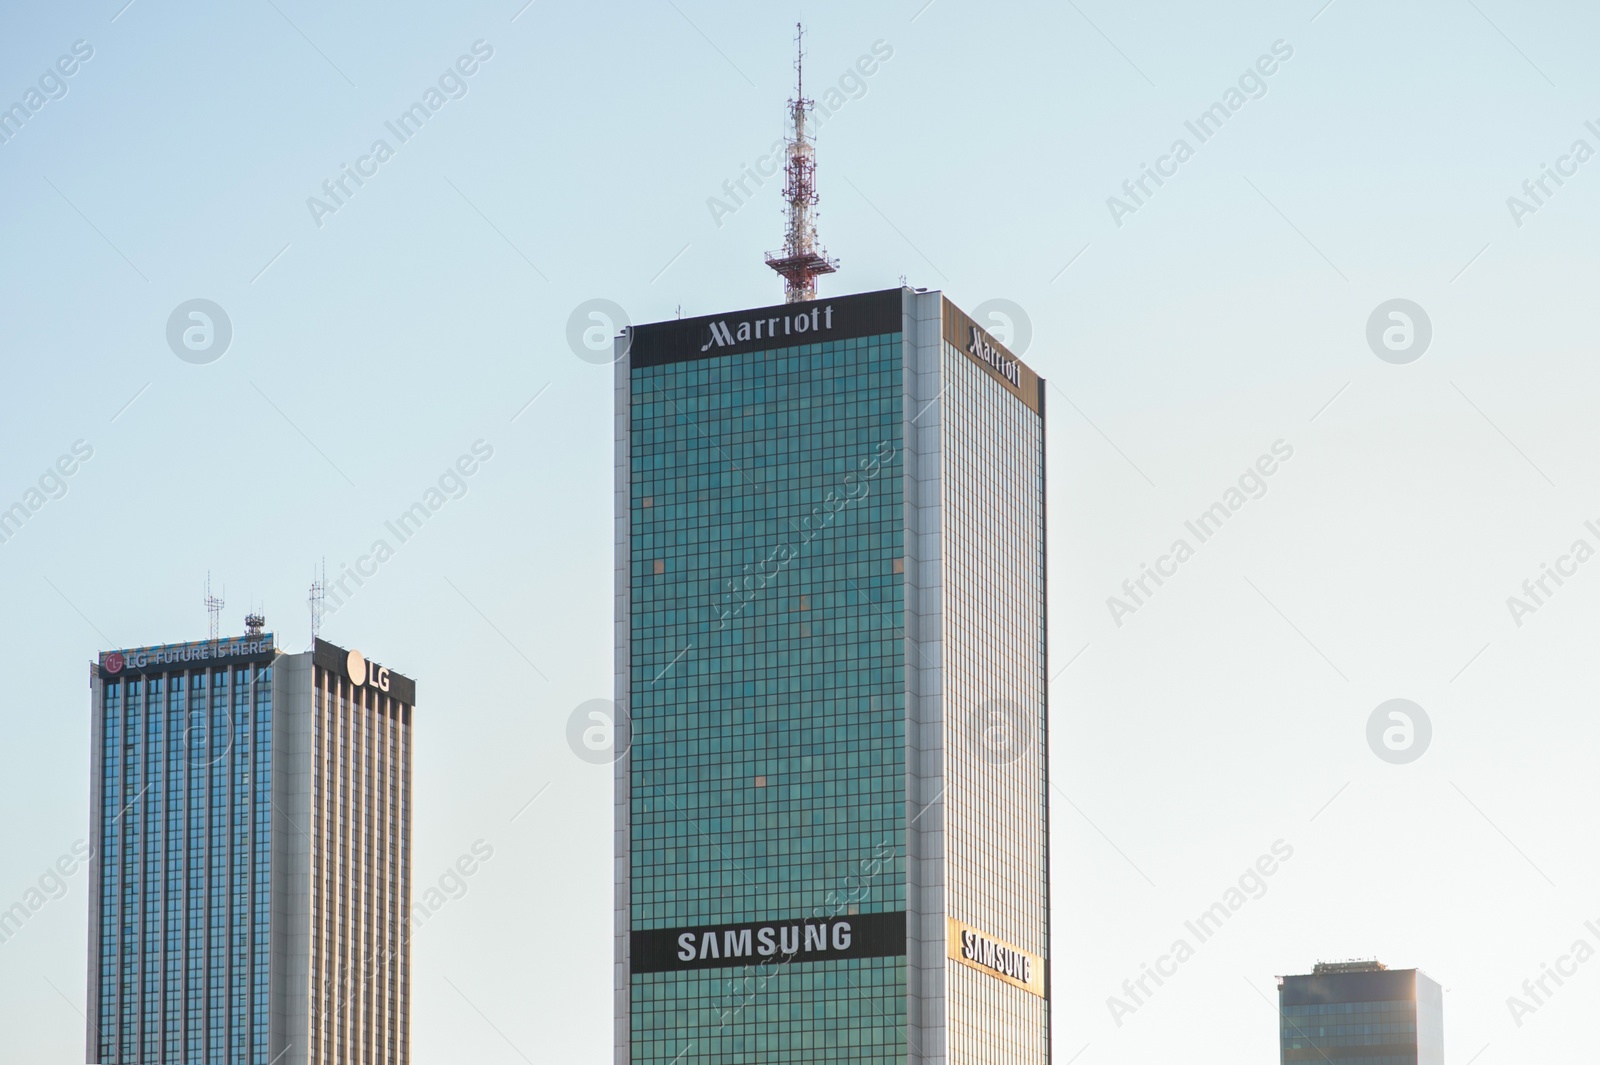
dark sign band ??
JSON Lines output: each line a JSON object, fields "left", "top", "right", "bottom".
{"left": 632, "top": 910, "right": 906, "bottom": 973}
{"left": 99, "top": 637, "right": 276, "bottom": 681}
{"left": 629, "top": 289, "right": 903, "bottom": 368}
{"left": 313, "top": 638, "right": 417, "bottom": 705}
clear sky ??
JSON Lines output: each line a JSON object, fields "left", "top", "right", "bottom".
{"left": 2, "top": 0, "right": 1598, "bottom": 1061}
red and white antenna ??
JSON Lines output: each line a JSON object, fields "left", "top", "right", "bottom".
{"left": 765, "top": 23, "right": 838, "bottom": 303}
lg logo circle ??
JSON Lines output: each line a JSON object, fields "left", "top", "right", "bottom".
{"left": 1366, "top": 299, "right": 1431, "bottom": 365}
{"left": 346, "top": 649, "right": 391, "bottom": 692}
{"left": 166, "top": 299, "right": 233, "bottom": 364}
{"left": 1366, "top": 698, "right": 1432, "bottom": 764}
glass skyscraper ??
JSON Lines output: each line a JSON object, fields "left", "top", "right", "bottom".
{"left": 1278, "top": 961, "right": 1444, "bottom": 1065}
{"left": 87, "top": 633, "right": 415, "bottom": 1065}
{"left": 614, "top": 287, "right": 1049, "bottom": 1064}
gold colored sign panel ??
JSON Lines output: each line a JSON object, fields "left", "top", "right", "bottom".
{"left": 946, "top": 917, "right": 1046, "bottom": 998}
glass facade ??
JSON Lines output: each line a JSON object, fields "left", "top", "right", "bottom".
{"left": 626, "top": 328, "right": 908, "bottom": 1064}
{"left": 1278, "top": 967, "right": 1442, "bottom": 1065}
{"left": 91, "top": 653, "right": 275, "bottom": 1065}
{"left": 1281, "top": 1000, "right": 1417, "bottom": 1062}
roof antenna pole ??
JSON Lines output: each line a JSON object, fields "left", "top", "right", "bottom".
{"left": 764, "top": 22, "right": 838, "bottom": 303}
{"left": 204, "top": 572, "right": 225, "bottom": 641}
{"left": 308, "top": 559, "right": 326, "bottom": 644}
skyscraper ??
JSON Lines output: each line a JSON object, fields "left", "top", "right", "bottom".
{"left": 613, "top": 285, "right": 1048, "bottom": 1063}
{"left": 1278, "top": 960, "right": 1443, "bottom": 1065}
{"left": 87, "top": 632, "right": 415, "bottom": 1065}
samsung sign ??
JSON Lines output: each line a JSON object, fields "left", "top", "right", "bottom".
{"left": 947, "top": 916, "right": 1046, "bottom": 997}
{"left": 632, "top": 911, "right": 905, "bottom": 973}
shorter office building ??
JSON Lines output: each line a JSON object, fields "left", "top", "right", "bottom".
{"left": 1278, "top": 960, "right": 1442, "bottom": 1065}
{"left": 87, "top": 631, "right": 416, "bottom": 1065}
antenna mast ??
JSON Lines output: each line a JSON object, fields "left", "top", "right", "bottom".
{"left": 204, "top": 572, "right": 225, "bottom": 641}
{"left": 764, "top": 23, "right": 838, "bottom": 303}
{"left": 308, "top": 560, "right": 326, "bottom": 643}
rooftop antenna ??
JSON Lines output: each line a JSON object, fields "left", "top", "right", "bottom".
{"left": 244, "top": 610, "right": 265, "bottom": 637}
{"left": 204, "top": 572, "right": 225, "bottom": 641}
{"left": 764, "top": 22, "right": 838, "bottom": 303}
{"left": 308, "top": 559, "right": 326, "bottom": 643}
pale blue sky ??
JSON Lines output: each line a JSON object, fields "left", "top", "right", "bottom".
{"left": 4, "top": 0, "right": 1600, "bottom": 1061}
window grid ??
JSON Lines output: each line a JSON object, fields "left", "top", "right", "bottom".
{"left": 628, "top": 333, "right": 908, "bottom": 1065}
{"left": 93, "top": 662, "right": 274, "bottom": 1065}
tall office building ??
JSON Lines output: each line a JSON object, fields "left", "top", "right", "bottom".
{"left": 613, "top": 285, "right": 1048, "bottom": 1064}
{"left": 87, "top": 631, "right": 415, "bottom": 1065}
{"left": 1278, "top": 960, "right": 1443, "bottom": 1065}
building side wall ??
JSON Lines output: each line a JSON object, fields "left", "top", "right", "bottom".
{"left": 304, "top": 662, "right": 412, "bottom": 1065}
{"left": 271, "top": 652, "right": 314, "bottom": 1065}
{"left": 86, "top": 668, "right": 106, "bottom": 1064}
{"left": 904, "top": 288, "right": 948, "bottom": 1065}
{"left": 397, "top": 686, "right": 413, "bottom": 1065}
{"left": 1415, "top": 972, "right": 1443, "bottom": 1065}
{"left": 614, "top": 331, "right": 633, "bottom": 1065}
{"left": 938, "top": 315, "right": 1049, "bottom": 1065}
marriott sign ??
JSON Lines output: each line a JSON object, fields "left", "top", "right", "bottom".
{"left": 701, "top": 304, "right": 836, "bottom": 351}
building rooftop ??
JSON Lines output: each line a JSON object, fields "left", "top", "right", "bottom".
{"left": 1312, "top": 959, "right": 1389, "bottom": 975}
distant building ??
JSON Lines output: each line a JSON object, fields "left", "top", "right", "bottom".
{"left": 87, "top": 632, "right": 415, "bottom": 1065}
{"left": 1278, "top": 960, "right": 1443, "bottom": 1065}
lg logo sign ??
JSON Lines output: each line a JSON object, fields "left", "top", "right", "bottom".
{"left": 346, "top": 649, "right": 391, "bottom": 692}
